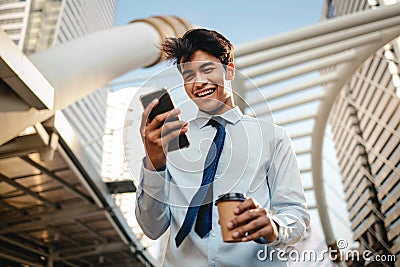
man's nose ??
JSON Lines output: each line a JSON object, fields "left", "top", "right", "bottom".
{"left": 194, "top": 73, "right": 207, "bottom": 87}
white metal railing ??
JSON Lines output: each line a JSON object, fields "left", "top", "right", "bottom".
{"left": 234, "top": 2, "right": 400, "bottom": 252}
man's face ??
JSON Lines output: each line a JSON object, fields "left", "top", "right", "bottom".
{"left": 180, "top": 50, "right": 235, "bottom": 115}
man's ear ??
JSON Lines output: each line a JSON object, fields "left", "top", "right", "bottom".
{"left": 226, "top": 62, "right": 235, "bottom": 80}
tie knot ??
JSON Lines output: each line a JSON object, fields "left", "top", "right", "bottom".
{"left": 207, "top": 118, "right": 223, "bottom": 129}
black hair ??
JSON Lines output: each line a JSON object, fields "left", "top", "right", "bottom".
{"left": 160, "top": 28, "right": 234, "bottom": 70}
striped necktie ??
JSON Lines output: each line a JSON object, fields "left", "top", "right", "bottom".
{"left": 175, "top": 119, "right": 226, "bottom": 247}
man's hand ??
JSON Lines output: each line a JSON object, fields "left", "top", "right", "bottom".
{"left": 140, "top": 99, "right": 189, "bottom": 171}
{"left": 227, "top": 198, "right": 279, "bottom": 243}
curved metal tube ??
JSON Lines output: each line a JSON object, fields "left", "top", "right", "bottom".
{"left": 29, "top": 15, "right": 192, "bottom": 110}
{"left": 0, "top": 16, "right": 192, "bottom": 146}
{"left": 311, "top": 21, "right": 400, "bottom": 248}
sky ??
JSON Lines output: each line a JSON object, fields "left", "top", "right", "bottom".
{"left": 112, "top": 0, "right": 326, "bottom": 83}
{"left": 114, "top": 0, "right": 325, "bottom": 46}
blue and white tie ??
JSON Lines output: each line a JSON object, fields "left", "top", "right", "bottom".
{"left": 175, "top": 119, "right": 226, "bottom": 247}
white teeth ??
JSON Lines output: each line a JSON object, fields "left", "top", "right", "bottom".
{"left": 197, "top": 89, "right": 214, "bottom": 97}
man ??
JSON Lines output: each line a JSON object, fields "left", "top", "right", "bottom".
{"left": 136, "top": 28, "right": 310, "bottom": 266}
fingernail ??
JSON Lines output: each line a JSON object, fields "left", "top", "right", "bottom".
{"left": 234, "top": 208, "right": 239, "bottom": 213}
{"left": 232, "top": 232, "right": 239, "bottom": 238}
{"left": 152, "top": 99, "right": 158, "bottom": 104}
{"left": 227, "top": 222, "right": 233, "bottom": 229}
{"left": 242, "top": 237, "right": 248, "bottom": 242}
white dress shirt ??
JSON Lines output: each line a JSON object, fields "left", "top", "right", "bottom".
{"left": 135, "top": 106, "right": 310, "bottom": 267}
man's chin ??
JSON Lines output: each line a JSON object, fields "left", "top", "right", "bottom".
{"left": 193, "top": 98, "right": 230, "bottom": 115}
{"left": 197, "top": 104, "right": 227, "bottom": 115}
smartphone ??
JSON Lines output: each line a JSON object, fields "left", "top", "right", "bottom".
{"left": 140, "top": 88, "right": 190, "bottom": 151}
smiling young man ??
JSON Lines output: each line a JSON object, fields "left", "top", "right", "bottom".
{"left": 136, "top": 29, "right": 310, "bottom": 267}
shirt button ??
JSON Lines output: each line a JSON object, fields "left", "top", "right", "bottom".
{"left": 211, "top": 231, "right": 216, "bottom": 237}
{"left": 211, "top": 260, "right": 216, "bottom": 266}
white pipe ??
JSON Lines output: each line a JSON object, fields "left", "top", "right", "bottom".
{"left": 0, "top": 16, "right": 191, "bottom": 146}
{"left": 29, "top": 22, "right": 160, "bottom": 110}
{"left": 242, "top": 32, "right": 380, "bottom": 78}
{"left": 276, "top": 113, "right": 316, "bottom": 126}
{"left": 235, "top": 16, "right": 400, "bottom": 68}
{"left": 311, "top": 25, "right": 400, "bottom": 246}
{"left": 248, "top": 72, "right": 337, "bottom": 106}
{"left": 245, "top": 50, "right": 356, "bottom": 89}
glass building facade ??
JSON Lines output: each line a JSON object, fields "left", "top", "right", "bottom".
{"left": 0, "top": 0, "right": 117, "bottom": 178}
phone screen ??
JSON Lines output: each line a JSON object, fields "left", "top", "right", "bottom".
{"left": 140, "top": 89, "right": 190, "bottom": 151}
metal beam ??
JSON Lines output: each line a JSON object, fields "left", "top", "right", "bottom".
{"left": 235, "top": 15, "right": 400, "bottom": 68}
{"left": 75, "top": 219, "right": 108, "bottom": 243}
{"left": 275, "top": 114, "right": 316, "bottom": 126}
{"left": 234, "top": 4, "right": 400, "bottom": 252}
{"left": 295, "top": 149, "right": 311, "bottom": 156}
{"left": 0, "top": 235, "right": 49, "bottom": 257}
{"left": 291, "top": 132, "right": 313, "bottom": 140}
{"left": 242, "top": 32, "right": 381, "bottom": 78}
{"left": 256, "top": 92, "right": 324, "bottom": 116}
{"left": 0, "top": 30, "right": 54, "bottom": 111}
{"left": 0, "top": 173, "right": 57, "bottom": 209}
{"left": 310, "top": 7, "right": 400, "bottom": 246}
{"left": 0, "top": 250, "right": 43, "bottom": 267}
{"left": 0, "top": 204, "right": 104, "bottom": 234}
{"left": 244, "top": 50, "right": 355, "bottom": 89}
{"left": 53, "top": 242, "right": 126, "bottom": 261}
{"left": 20, "top": 155, "right": 93, "bottom": 203}
{"left": 235, "top": 3, "right": 400, "bottom": 57}
{"left": 0, "top": 198, "right": 25, "bottom": 214}
{"left": 247, "top": 72, "right": 337, "bottom": 105}
{"left": 0, "top": 134, "right": 47, "bottom": 159}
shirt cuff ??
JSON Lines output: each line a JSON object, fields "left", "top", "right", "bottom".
{"left": 139, "top": 157, "right": 168, "bottom": 202}
{"left": 255, "top": 215, "right": 297, "bottom": 247}
{"left": 270, "top": 215, "right": 298, "bottom": 246}
{"left": 254, "top": 217, "right": 281, "bottom": 246}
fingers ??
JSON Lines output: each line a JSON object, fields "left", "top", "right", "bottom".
{"left": 227, "top": 197, "right": 276, "bottom": 242}
{"left": 241, "top": 225, "right": 273, "bottom": 242}
{"left": 147, "top": 108, "right": 182, "bottom": 131}
{"left": 160, "top": 120, "right": 188, "bottom": 137}
{"left": 141, "top": 99, "right": 159, "bottom": 133}
{"left": 161, "top": 122, "right": 189, "bottom": 144}
{"left": 234, "top": 198, "right": 260, "bottom": 215}
{"left": 230, "top": 210, "right": 271, "bottom": 241}
{"left": 228, "top": 207, "right": 267, "bottom": 231}
{"left": 227, "top": 204, "right": 279, "bottom": 243}
{"left": 145, "top": 119, "right": 189, "bottom": 150}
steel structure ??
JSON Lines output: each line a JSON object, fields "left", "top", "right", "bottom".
{"left": 1, "top": 2, "right": 400, "bottom": 266}
{"left": 233, "top": 2, "right": 400, "bottom": 259}
{"left": 0, "top": 16, "right": 191, "bottom": 267}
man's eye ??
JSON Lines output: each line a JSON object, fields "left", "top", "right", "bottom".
{"left": 203, "top": 68, "right": 214, "bottom": 74}
{"left": 184, "top": 74, "right": 194, "bottom": 80}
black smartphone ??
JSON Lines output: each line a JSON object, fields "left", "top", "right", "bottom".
{"left": 140, "top": 88, "right": 190, "bottom": 151}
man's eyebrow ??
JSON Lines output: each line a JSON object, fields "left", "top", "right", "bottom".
{"left": 199, "top": 62, "right": 216, "bottom": 69}
{"left": 181, "top": 69, "right": 193, "bottom": 76}
{"left": 181, "top": 62, "right": 217, "bottom": 76}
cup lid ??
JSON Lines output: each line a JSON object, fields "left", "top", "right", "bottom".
{"left": 215, "top": 193, "right": 246, "bottom": 205}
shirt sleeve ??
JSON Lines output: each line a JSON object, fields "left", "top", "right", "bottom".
{"left": 265, "top": 126, "right": 310, "bottom": 249}
{"left": 135, "top": 157, "right": 171, "bottom": 240}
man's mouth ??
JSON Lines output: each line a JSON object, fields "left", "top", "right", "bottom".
{"left": 195, "top": 87, "right": 216, "bottom": 97}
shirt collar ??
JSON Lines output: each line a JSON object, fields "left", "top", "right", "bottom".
{"left": 195, "top": 106, "right": 243, "bottom": 129}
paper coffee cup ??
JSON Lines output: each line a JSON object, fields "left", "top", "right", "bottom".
{"left": 215, "top": 193, "right": 246, "bottom": 242}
